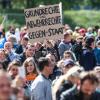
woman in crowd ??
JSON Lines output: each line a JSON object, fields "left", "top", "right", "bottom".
{"left": 23, "top": 57, "right": 38, "bottom": 85}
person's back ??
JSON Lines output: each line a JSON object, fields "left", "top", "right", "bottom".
{"left": 31, "top": 74, "right": 52, "bottom": 100}
{"left": 79, "top": 37, "right": 96, "bottom": 71}
{"left": 79, "top": 48, "right": 96, "bottom": 71}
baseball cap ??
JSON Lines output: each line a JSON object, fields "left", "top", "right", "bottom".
{"left": 63, "top": 59, "right": 75, "bottom": 67}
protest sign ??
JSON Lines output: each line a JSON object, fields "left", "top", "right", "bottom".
{"left": 24, "top": 3, "right": 64, "bottom": 43}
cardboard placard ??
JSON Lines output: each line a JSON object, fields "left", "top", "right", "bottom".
{"left": 24, "top": 3, "right": 64, "bottom": 43}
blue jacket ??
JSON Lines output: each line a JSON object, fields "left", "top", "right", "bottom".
{"left": 94, "top": 48, "right": 100, "bottom": 65}
{"left": 0, "top": 38, "right": 6, "bottom": 48}
{"left": 58, "top": 41, "right": 72, "bottom": 58}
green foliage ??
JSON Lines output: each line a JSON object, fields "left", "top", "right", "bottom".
{"left": 64, "top": 10, "right": 100, "bottom": 29}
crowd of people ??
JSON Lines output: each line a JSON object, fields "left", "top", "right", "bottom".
{"left": 0, "top": 24, "right": 100, "bottom": 100}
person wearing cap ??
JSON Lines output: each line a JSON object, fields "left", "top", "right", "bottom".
{"left": 79, "top": 37, "right": 96, "bottom": 71}
{"left": 78, "top": 28, "right": 86, "bottom": 37}
{"left": 58, "top": 30, "right": 72, "bottom": 59}
{"left": 62, "top": 59, "right": 75, "bottom": 74}
{"left": 52, "top": 59, "right": 75, "bottom": 98}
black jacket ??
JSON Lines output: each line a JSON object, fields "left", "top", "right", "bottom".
{"left": 71, "top": 42, "right": 83, "bottom": 61}
{"left": 15, "top": 44, "right": 23, "bottom": 54}
{"left": 56, "top": 81, "right": 73, "bottom": 100}
{"left": 79, "top": 48, "right": 96, "bottom": 71}
{"left": 61, "top": 91, "right": 100, "bottom": 100}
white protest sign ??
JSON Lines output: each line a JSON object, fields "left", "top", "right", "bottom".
{"left": 24, "top": 3, "right": 64, "bottom": 43}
